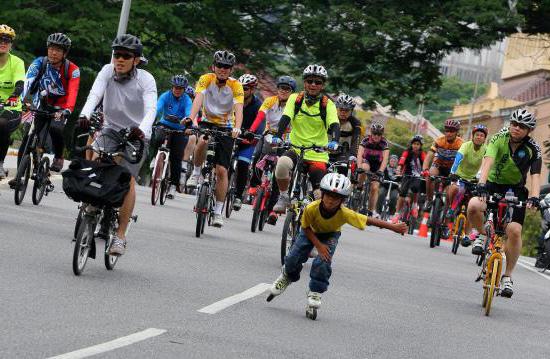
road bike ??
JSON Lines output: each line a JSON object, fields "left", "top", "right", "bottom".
{"left": 280, "top": 144, "right": 325, "bottom": 265}
{"left": 348, "top": 169, "right": 378, "bottom": 214}
{"left": 70, "top": 129, "right": 143, "bottom": 275}
{"left": 379, "top": 178, "right": 400, "bottom": 221}
{"left": 475, "top": 192, "right": 524, "bottom": 316}
{"left": 449, "top": 179, "right": 477, "bottom": 254}
{"left": 396, "top": 176, "right": 426, "bottom": 235}
{"left": 428, "top": 175, "right": 450, "bottom": 248}
{"left": 224, "top": 136, "right": 247, "bottom": 218}
{"left": 248, "top": 134, "right": 275, "bottom": 233}
{"left": 150, "top": 118, "right": 186, "bottom": 206}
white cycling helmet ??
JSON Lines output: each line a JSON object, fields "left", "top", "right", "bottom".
{"left": 303, "top": 64, "right": 328, "bottom": 80}
{"left": 510, "top": 108, "right": 536, "bottom": 129}
{"left": 213, "top": 50, "right": 236, "bottom": 66}
{"left": 540, "top": 193, "right": 550, "bottom": 209}
{"left": 335, "top": 94, "right": 355, "bottom": 110}
{"left": 320, "top": 173, "right": 352, "bottom": 198}
{"left": 238, "top": 74, "right": 258, "bottom": 87}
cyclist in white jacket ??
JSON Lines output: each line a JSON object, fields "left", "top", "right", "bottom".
{"left": 78, "top": 34, "right": 157, "bottom": 256}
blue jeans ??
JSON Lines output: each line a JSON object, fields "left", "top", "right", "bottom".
{"left": 284, "top": 229, "right": 340, "bottom": 293}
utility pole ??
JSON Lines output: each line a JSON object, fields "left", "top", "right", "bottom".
{"left": 466, "top": 50, "right": 483, "bottom": 140}
{"left": 117, "top": 0, "right": 132, "bottom": 36}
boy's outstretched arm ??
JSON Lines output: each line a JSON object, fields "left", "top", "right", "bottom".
{"left": 367, "top": 217, "right": 407, "bottom": 235}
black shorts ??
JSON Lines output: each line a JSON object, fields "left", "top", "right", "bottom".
{"left": 284, "top": 149, "right": 327, "bottom": 189}
{"left": 199, "top": 122, "right": 233, "bottom": 169}
{"left": 430, "top": 163, "right": 451, "bottom": 177}
{"left": 399, "top": 177, "right": 424, "bottom": 197}
{"left": 363, "top": 159, "right": 381, "bottom": 173}
{"left": 486, "top": 182, "right": 528, "bottom": 225}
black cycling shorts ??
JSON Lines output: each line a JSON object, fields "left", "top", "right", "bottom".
{"left": 486, "top": 182, "right": 528, "bottom": 225}
{"left": 284, "top": 149, "right": 327, "bottom": 189}
{"left": 199, "top": 122, "right": 234, "bottom": 169}
{"left": 399, "top": 177, "right": 425, "bottom": 197}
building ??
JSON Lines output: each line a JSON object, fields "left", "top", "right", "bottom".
{"left": 440, "top": 41, "right": 506, "bottom": 83}
{"left": 450, "top": 34, "right": 550, "bottom": 184}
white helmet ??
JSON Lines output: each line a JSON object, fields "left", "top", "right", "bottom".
{"left": 303, "top": 64, "right": 328, "bottom": 80}
{"left": 335, "top": 94, "right": 355, "bottom": 110}
{"left": 213, "top": 50, "right": 236, "bottom": 66}
{"left": 510, "top": 108, "right": 536, "bottom": 129}
{"left": 540, "top": 193, "right": 550, "bottom": 209}
{"left": 320, "top": 173, "right": 352, "bottom": 197}
{"left": 238, "top": 74, "right": 258, "bottom": 86}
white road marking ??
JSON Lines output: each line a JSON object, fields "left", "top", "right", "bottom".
{"left": 517, "top": 259, "right": 550, "bottom": 282}
{"left": 198, "top": 283, "right": 271, "bottom": 314}
{"left": 46, "top": 328, "right": 166, "bottom": 359}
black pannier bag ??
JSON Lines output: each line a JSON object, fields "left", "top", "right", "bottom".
{"left": 62, "top": 158, "right": 131, "bottom": 208}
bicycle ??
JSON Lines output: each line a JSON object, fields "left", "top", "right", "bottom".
{"left": 69, "top": 128, "right": 144, "bottom": 275}
{"left": 280, "top": 144, "right": 326, "bottom": 265}
{"left": 475, "top": 193, "right": 525, "bottom": 316}
{"left": 248, "top": 134, "right": 274, "bottom": 233}
{"left": 193, "top": 127, "right": 233, "bottom": 238}
{"left": 449, "top": 179, "right": 477, "bottom": 254}
{"left": 428, "top": 175, "right": 451, "bottom": 248}
{"left": 12, "top": 96, "right": 61, "bottom": 205}
{"left": 225, "top": 136, "right": 248, "bottom": 218}
{"left": 150, "top": 118, "right": 187, "bottom": 206}
{"left": 379, "top": 178, "right": 400, "bottom": 221}
{"left": 396, "top": 176, "right": 426, "bottom": 235}
{"left": 349, "top": 170, "right": 379, "bottom": 215}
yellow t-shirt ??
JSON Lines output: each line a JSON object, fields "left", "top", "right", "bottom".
{"left": 195, "top": 73, "right": 244, "bottom": 128}
{"left": 259, "top": 95, "right": 285, "bottom": 133}
{"left": 301, "top": 200, "right": 368, "bottom": 233}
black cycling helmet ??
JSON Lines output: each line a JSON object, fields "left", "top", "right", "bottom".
{"left": 47, "top": 33, "right": 71, "bottom": 51}
{"left": 213, "top": 50, "right": 236, "bottom": 66}
{"left": 410, "top": 134, "right": 423, "bottom": 145}
{"left": 112, "top": 34, "right": 143, "bottom": 56}
{"left": 277, "top": 75, "right": 297, "bottom": 91}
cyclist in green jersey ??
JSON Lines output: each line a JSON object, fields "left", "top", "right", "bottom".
{"left": 0, "top": 25, "right": 25, "bottom": 179}
{"left": 271, "top": 64, "right": 340, "bottom": 212}
{"left": 467, "top": 109, "right": 542, "bottom": 298}
{"left": 445, "top": 124, "right": 488, "bottom": 242}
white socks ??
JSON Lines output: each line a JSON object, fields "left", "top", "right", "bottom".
{"left": 214, "top": 201, "right": 224, "bottom": 215}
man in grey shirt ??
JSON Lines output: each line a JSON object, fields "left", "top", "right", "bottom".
{"left": 78, "top": 34, "right": 157, "bottom": 255}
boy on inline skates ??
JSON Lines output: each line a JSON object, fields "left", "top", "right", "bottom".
{"left": 266, "top": 173, "right": 407, "bottom": 319}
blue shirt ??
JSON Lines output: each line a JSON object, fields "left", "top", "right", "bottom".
{"left": 156, "top": 90, "right": 192, "bottom": 130}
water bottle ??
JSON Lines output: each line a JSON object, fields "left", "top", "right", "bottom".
{"left": 505, "top": 188, "right": 515, "bottom": 202}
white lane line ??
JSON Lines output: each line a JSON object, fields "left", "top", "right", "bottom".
{"left": 46, "top": 328, "right": 166, "bottom": 359}
{"left": 198, "top": 283, "right": 271, "bottom": 314}
{"left": 517, "top": 260, "right": 550, "bottom": 282}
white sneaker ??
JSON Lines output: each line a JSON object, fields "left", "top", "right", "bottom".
{"left": 307, "top": 291, "right": 322, "bottom": 308}
{"left": 186, "top": 174, "right": 200, "bottom": 188}
{"left": 212, "top": 213, "right": 224, "bottom": 228}
{"left": 472, "top": 237, "right": 484, "bottom": 255}
{"left": 273, "top": 193, "right": 290, "bottom": 213}
{"left": 270, "top": 272, "right": 291, "bottom": 296}
{"left": 500, "top": 276, "right": 513, "bottom": 298}
{"left": 166, "top": 185, "right": 176, "bottom": 199}
{"left": 233, "top": 198, "right": 242, "bottom": 211}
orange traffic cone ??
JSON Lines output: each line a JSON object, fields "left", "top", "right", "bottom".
{"left": 418, "top": 212, "right": 430, "bottom": 238}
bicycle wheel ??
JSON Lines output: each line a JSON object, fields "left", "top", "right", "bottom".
{"left": 32, "top": 156, "right": 50, "bottom": 205}
{"left": 484, "top": 257, "right": 501, "bottom": 316}
{"left": 281, "top": 211, "right": 298, "bottom": 265}
{"left": 225, "top": 168, "right": 236, "bottom": 218}
{"left": 408, "top": 215, "right": 417, "bottom": 235}
{"left": 251, "top": 188, "right": 264, "bottom": 233}
{"left": 104, "top": 233, "right": 119, "bottom": 270}
{"left": 73, "top": 215, "right": 93, "bottom": 276}
{"left": 429, "top": 197, "right": 442, "bottom": 248}
{"left": 14, "top": 154, "right": 31, "bottom": 205}
{"left": 452, "top": 217, "right": 465, "bottom": 255}
{"left": 258, "top": 207, "right": 269, "bottom": 232}
{"left": 195, "top": 184, "right": 208, "bottom": 238}
{"left": 477, "top": 227, "right": 492, "bottom": 266}
{"left": 73, "top": 205, "right": 84, "bottom": 240}
{"left": 159, "top": 180, "right": 170, "bottom": 205}
{"left": 151, "top": 152, "right": 165, "bottom": 206}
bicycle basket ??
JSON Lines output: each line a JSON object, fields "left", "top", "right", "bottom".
{"left": 62, "top": 158, "right": 131, "bottom": 207}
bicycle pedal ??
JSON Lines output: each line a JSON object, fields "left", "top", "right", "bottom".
{"left": 131, "top": 215, "right": 138, "bottom": 222}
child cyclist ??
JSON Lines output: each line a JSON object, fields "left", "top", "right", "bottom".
{"left": 266, "top": 173, "right": 407, "bottom": 319}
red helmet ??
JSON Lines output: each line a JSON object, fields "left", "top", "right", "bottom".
{"left": 444, "top": 119, "right": 461, "bottom": 131}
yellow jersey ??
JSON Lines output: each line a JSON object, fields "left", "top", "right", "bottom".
{"left": 195, "top": 73, "right": 244, "bottom": 128}
{"left": 301, "top": 200, "right": 368, "bottom": 233}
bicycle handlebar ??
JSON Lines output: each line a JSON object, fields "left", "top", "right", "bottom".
{"left": 75, "top": 129, "right": 144, "bottom": 164}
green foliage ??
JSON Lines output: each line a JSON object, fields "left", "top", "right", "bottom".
{"left": 521, "top": 210, "right": 542, "bottom": 257}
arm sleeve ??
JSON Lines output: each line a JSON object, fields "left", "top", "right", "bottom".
{"left": 63, "top": 65, "right": 81, "bottom": 112}
{"left": 138, "top": 72, "right": 158, "bottom": 139}
{"left": 12, "top": 58, "right": 25, "bottom": 97}
{"left": 450, "top": 152, "right": 464, "bottom": 174}
{"left": 80, "top": 65, "right": 111, "bottom": 118}
{"left": 156, "top": 93, "right": 166, "bottom": 120}
{"left": 399, "top": 150, "right": 409, "bottom": 166}
{"left": 301, "top": 205, "right": 313, "bottom": 229}
{"left": 232, "top": 81, "right": 244, "bottom": 105}
{"left": 184, "top": 94, "right": 192, "bottom": 117}
{"left": 529, "top": 140, "right": 543, "bottom": 175}
{"left": 484, "top": 136, "right": 499, "bottom": 159}
{"left": 21, "top": 57, "right": 42, "bottom": 100}
{"left": 249, "top": 110, "right": 266, "bottom": 133}
{"left": 328, "top": 122, "right": 340, "bottom": 142}
{"left": 275, "top": 115, "right": 291, "bottom": 138}
{"left": 325, "top": 100, "right": 339, "bottom": 129}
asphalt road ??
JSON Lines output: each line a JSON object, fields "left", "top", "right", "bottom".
{"left": 1, "top": 177, "right": 549, "bottom": 359}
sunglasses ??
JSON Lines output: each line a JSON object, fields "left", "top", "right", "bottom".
{"left": 371, "top": 132, "right": 383, "bottom": 136}
{"left": 243, "top": 86, "right": 254, "bottom": 91}
{"left": 444, "top": 128, "right": 458, "bottom": 133}
{"left": 0, "top": 37, "right": 13, "bottom": 44}
{"left": 113, "top": 52, "right": 134, "bottom": 60}
{"left": 510, "top": 121, "right": 530, "bottom": 130}
{"left": 214, "top": 63, "right": 232, "bottom": 69}
{"left": 278, "top": 85, "right": 292, "bottom": 92}
{"left": 305, "top": 79, "right": 324, "bottom": 85}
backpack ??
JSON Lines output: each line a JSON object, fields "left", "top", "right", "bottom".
{"left": 28, "top": 56, "right": 71, "bottom": 96}
{"left": 293, "top": 91, "right": 329, "bottom": 128}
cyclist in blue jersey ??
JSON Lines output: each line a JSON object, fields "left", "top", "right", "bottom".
{"left": 151, "top": 74, "right": 192, "bottom": 195}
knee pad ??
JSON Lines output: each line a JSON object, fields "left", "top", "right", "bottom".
{"left": 275, "top": 156, "right": 293, "bottom": 179}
